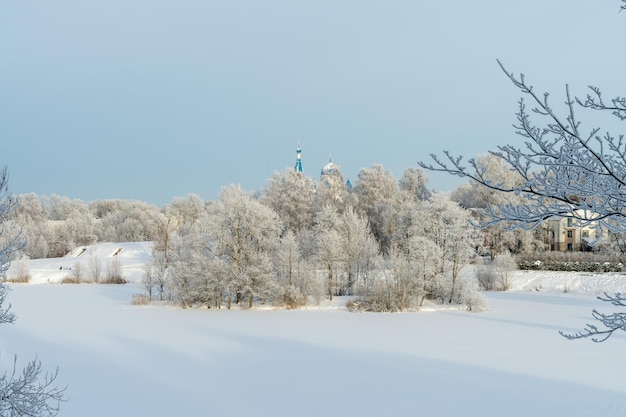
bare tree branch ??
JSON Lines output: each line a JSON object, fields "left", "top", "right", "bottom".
{"left": 560, "top": 293, "right": 626, "bottom": 342}
{"left": 420, "top": 2, "right": 626, "bottom": 342}
{"left": 419, "top": 61, "right": 626, "bottom": 232}
{"left": 0, "top": 356, "right": 66, "bottom": 417}
{"left": 0, "top": 283, "right": 16, "bottom": 325}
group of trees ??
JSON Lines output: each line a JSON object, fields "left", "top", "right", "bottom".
{"left": 13, "top": 194, "right": 163, "bottom": 259}
{"left": 142, "top": 173, "right": 487, "bottom": 312}
{"left": 11, "top": 156, "right": 535, "bottom": 312}
{"left": 10, "top": 151, "right": 599, "bottom": 313}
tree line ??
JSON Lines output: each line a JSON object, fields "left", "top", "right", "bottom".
{"left": 13, "top": 156, "right": 626, "bottom": 310}
{"left": 10, "top": 162, "right": 518, "bottom": 311}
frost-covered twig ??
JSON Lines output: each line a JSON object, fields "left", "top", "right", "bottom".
{"left": 419, "top": 60, "right": 626, "bottom": 233}
{"left": 0, "top": 283, "right": 16, "bottom": 324}
{"left": 560, "top": 293, "right": 626, "bottom": 342}
{"left": 0, "top": 356, "right": 66, "bottom": 417}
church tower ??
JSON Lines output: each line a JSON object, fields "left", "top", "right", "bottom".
{"left": 318, "top": 153, "right": 347, "bottom": 204}
{"left": 295, "top": 143, "right": 303, "bottom": 172}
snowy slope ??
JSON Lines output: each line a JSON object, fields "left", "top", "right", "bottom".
{"left": 13, "top": 242, "right": 153, "bottom": 284}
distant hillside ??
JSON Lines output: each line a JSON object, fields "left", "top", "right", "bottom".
{"left": 8, "top": 242, "right": 153, "bottom": 284}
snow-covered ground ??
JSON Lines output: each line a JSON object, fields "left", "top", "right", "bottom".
{"left": 3, "top": 244, "right": 626, "bottom": 416}
{"left": 17, "top": 242, "right": 153, "bottom": 284}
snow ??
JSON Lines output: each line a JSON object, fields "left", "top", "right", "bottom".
{"left": 3, "top": 244, "right": 626, "bottom": 416}
{"left": 23, "top": 242, "right": 153, "bottom": 284}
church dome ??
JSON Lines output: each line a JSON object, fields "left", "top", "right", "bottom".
{"left": 321, "top": 155, "right": 337, "bottom": 177}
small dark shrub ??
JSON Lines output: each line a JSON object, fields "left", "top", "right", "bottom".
{"left": 282, "top": 285, "right": 307, "bottom": 309}
{"left": 101, "top": 276, "right": 127, "bottom": 285}
{"left": 131, "top": 293, "right": 151, "bottom": 305}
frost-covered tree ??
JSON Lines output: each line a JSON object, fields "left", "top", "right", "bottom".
{"left": 167, "top": 230, "right": 210, "bottom": 308}
{"left": 166, "top": 194, "right": 208, "bottom": 233}
{"left": 142, "top": 251, "right": 166, "bottom": 301}
{"left": 274, "top": 230, "right": 300, "bottom": 288}
{"left": 382, "top": 194, "right": 485, "bottom": 309}
{"left": 148, "top": 195, "right": 219, "bottom": 307}
{"left": 313, "top": 205, "right": 378, "bottom": 298}
{"left": 64, "top": 208, "right": 97, "bottom": 247}
{"left": 409, "top": 195, "right": 482, "bottom": 304}
{"left": 15, "top": 193, "right": 46, "bottom": 224}
{"left": 451, "top": 155, "right": 541, "bottom": 257}
{"left": 13, "top": 195, "right": 84, "bottom": 258}
{"left": 162, "top": 233, "right": 192, "bottom": 307}
{"left": 314, "top": 228, "right": 343, "bottom": 301}
{"left": 406, "top": 236, "right": 442, "bottom": 308}
{"left": 449, "top": 154, "right": 523, "bottom": 211}
{"left": 420, "top": 60, "right": 626, "bottom": 232}
{"left": 353, "top": 164, "right": 398, "bottom": 253}
{"left": 399, "top": 167, "right": 431, "bottom": 202}
{"left": 0, "top": 167, "right": 66, "bottom": 415}
{"left": 360, "top": 237, "right": 439, "bottom": 312}
{"left": 335, "top": 207, "right": 379, "bottom": 295}
{"left": 42, "top": 194, "right": 87, "bottom": 222}
{"left": 0, "top": 169, "right": 24, "bottom": 274}
{"left": 98, "top": 200, "right": 162, "bottom": 242}
{"left": 420, "top": 1, "right": 626, "bottom": 339}
{"left": 13, "top": 194, "right": 49, "bottom": 259}
{"left": 261, "top": 169, "right": 316, "bottom": 232}
{"left": 209, "top": 185, "right": 282, "bottom": 308}
{"left": 492, "top": 251, "right": 517, "bottom": 291}
{"left": 150, "top": 195, "right": 203, "bottom": 300}
{"left": 272, "top": 230, "right": 308, "bottom": 308}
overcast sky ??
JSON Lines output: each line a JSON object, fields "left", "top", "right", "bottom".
{"left": 2, "top": 1, "right": 623, "bottom": 206}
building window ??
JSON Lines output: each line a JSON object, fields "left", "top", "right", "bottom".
{"left": 567, "top": 243, "right": 573, "bottom": 251}
{"left": 567, "top": 218, "right": 573, "bottom": 227}
{"left": 567, "top": 230, "right": 573, "bottom": 238}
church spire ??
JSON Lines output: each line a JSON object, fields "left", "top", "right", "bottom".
{"left": 295, "top": 143, "right": 303, "bottom": 172}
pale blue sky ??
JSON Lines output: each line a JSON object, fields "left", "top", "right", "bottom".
{"left": 2, "top": 1, "right": 623, "bottom": 206}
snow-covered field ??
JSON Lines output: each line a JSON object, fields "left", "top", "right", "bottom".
{"left": 3, "top": 243, "right": 626, "bottom": 416}
{"left": 20, "top": 242, "right": 153, "bottom": 285}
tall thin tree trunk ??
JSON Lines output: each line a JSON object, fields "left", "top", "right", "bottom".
{"left": 327, "top": 264, "right": 333, "bottom": 301}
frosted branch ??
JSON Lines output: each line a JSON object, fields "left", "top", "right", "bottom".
{"left": 0, "top": 356, "right": 66, "bottom": 417}
{"left": 418, "top": 61, "right": 626, "bottom": 231}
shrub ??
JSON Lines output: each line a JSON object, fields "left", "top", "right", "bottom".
{"left": 5, "top": 258, "right": 31, "bottom": 283}
{"left": 131, "top": 293, "right": 151, "bottom": 305}
{"left": 517, "top": 251, "right": 626, "bottom": 272}
{"left": 475, "top": 260, "right": 497, "bottom": 291}
{"left": 355, "top": 279, "right": 416, "bottom": 312}
{"left": 457, "top": 275, "right": 489, "bottom": 312}
{"left": 281, "top": 285, "right": 307, "bottom": 309}
{"left": 493, "top": 251, "right": 517, "bottom": 291}
{"left": 4, "top": 276, "right": 30, "bottom": 283}
{"left": 345, "top": 299, "right": 360, "bottom": 312}
{"left": 101, "top": 276, "right": 127, "bottom": 285}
